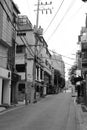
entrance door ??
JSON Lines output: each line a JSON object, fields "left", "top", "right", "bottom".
{"left": 1, "top": 79, "right": 4, "bottom": 104}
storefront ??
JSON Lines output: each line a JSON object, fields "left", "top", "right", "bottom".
{"left": 11, "top": 72, "right": 21, "bottom": 104}
{"left": 0, "top": 67, "right": 11, "bottom": 105}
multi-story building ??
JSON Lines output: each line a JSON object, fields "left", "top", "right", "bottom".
{"left": 0, "top": 0, "right": 20, "bottom": 105}
{"left": 78, "top": 25, "right": 87, "bottom": 77}
{"left": 52, "top": 54, "right": 65, "bottom": 78}
{"left": 15, "top": 15, "right": 53, "bottom": 103}
{"left": 51, "top": 54, "right": 65, "bottom": 92}
{"left": 76, "top": 50, "right": 82, "bottom": 70}
{"left": 76, "top": 14, "right": 87, "bottom": 105}
{"left": 10, "top": 1, "right": 20, "bottom": 105}
{"left": 15, "top": 15, "right": 35, "bottom": 103}
{"left": 37, "top": 36, "right": 53, "bottom": 94}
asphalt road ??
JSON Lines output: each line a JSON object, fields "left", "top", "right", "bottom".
{"left": 0, "top": 93, "right": 80, "bottom": 130}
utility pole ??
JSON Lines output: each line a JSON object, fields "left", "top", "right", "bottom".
{"left": 36, "top": 0, "right": 40, "bottom": 28}
{"left": 25, "top": 49, "right": 28, "bottom": 105}
{"left": 33, "top": 0, "right": 53, "bottom": 102}
{"left": 34, "top": 0, "right": 53, "bottom": 28}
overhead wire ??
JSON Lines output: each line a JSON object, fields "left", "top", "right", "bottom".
{"left": 0, "top": 40, "right": 76, "bottom": 60}
{"left": 34, "top": 43, "right": 76, "bottom": 60}
{"left": 0, "top": 53, "right": 74, "bottom": 67}
{"left": 1, "top": 0, "right": 75, "bottom": 70}
{"left": 44, "top": 0, "right": 65, "bottom": 34}
{"left": 70, "top": 3, "right": 85, "bottom": 20}
{"left": 47, "top": 0, "right": 77, "bottom": 42}
{"left": 3, "top": 0, "right": 76, "bottom": 62}
{"left": 49, "top": 49, "right": 76, "bottom": 60}
{"left": 0, "top": 40, "right": 76, "bottom": 62}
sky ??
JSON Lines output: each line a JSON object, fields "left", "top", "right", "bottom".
{"left": 13, "top": 0, "right": 87, "bottom": 79}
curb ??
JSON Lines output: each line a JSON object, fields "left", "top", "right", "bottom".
{"left": 75, "top": 104, "right": 84, "bottom": 130}
{"left": 0, "top": 99, "right": 42, "bottom": 115}
{"left": 75, "top": 102, "right": 87, "bottom": 130}
{"left": 0, "top": 103, "right": 25, "bottom": 115}
{"left": 0, "top": 107, "right": 6, "bottom": 113}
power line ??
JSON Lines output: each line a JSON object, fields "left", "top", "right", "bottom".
{"left": 39, "top": 45, "right": 76, "bottom": 60}
{"left": 37, "top": 56, "right": 73, "bottom": 66}
{"left": 0, "top": 53, "right": 73, "bottom": 67}
{"left": 49, "top": 49, "right": 76, "bottom": 60}
{"left": 3, "top": 0, "right": 76, "bottom": 63}
{"left": 4, "top": 39, "right": 76, "bottom": 61}
{"left": 4, "top": 0, "right": 75, "bottom": 61}
{"left": 70, "top": 3, "right": 84, "bottom": 20}
{"left": 44, "top": 0, "right": 65, "bottom": 34}
{"left": 1, "top": 0, "right": 74, "bottom": 69}
{"left": 0, "top": 44, "right": 75, "bottom": 67}
{"left": 47, "top": 0, "right": 77, "bottom": 42}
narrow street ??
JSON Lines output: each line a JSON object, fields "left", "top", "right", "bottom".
{"left": 0, "top": 93, "right": 80, "bottom": 130}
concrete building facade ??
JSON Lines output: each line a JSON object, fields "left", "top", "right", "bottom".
{"left": 76, "top": 14, "right": 87, "bottom": 105}
{"left": 15, "top": 15, "right": 53, "bottom": 102}
{"left": 0, "top": 0, "right": 65, "bottom": 105}
{"left": 0, "top": 0, "right": 20, "bottom": 105}
{"left": 52, "top": 54, "right": 65, "bottom": 78}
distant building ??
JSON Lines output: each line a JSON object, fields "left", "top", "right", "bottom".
{"left": 52, "top": 54, "right": 65, "bottom": 78}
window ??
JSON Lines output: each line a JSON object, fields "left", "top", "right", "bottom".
{"left": 82, "top": 63, "right": 87, "bottom": 68}
{"left": 16, "top": 45, "right": 25, "bottom": 53}
{"left": 40, "top": 69, "right": 43, "bottom": 80}
{"left": 16, "top": 64, "right": 25, "bottom": 72}
{"left": 83, "top": 52, "right": 87, "bottom": 59}
{"left": 49, "top": 64, "right": 51, "bottom": 70}
{"left": 18, "top": 83, "right": 25, "bottom": 93}
{"left": 36, "top": 86, "right": 39, "bottom": 92}
{"left": 45, "top": 60, "right": 48, "bottom": 66}
{"left": 46, "top": 49, "right": 48, "bottom": 55}
{"left": 17, "top": 33, "right": 26, "bottom": 36}
{"left": 82, "top": 43, "right": 87, "bottom": 51}
{"left": 36, "top": 67, "right": 39, "bottom": 80}
{"left": 13, "top": 13, "right": 16, "bottom": 24}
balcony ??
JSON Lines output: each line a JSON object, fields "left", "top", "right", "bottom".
{"left": 17, "top": 15, "right": 32, "bottom": 30}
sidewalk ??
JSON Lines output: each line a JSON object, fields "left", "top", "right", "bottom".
{"left": 75, "top": 100, "right": 87, "bottom": 130}
{"left": 0, "top": 101, "right": 25, "bottom": 113}
{"left": 0, "top": 107, "right": 6, "bottom": 112}
{"left": 0, "top": 98, "right": 42, "bottom": 113}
